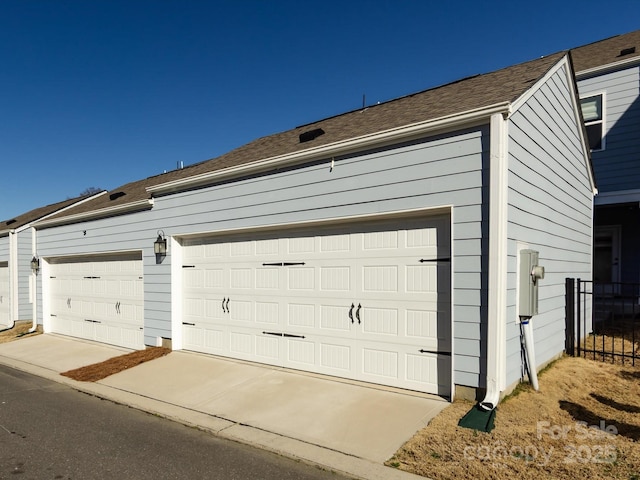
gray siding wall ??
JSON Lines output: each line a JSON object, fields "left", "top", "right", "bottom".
{"left": 506, "top": 65, "right": 593, "bottom": 387}
{"left": 578, "top": 65, "right": 640, "bottom": 193}
{"left": 0, "top": 235, "right": 8, "bottom": 262}
{"left": 152, "top": 128, "right": 490, "bottom": 389}
{"left": 17, "top": 228, "right": 33, "bottom": 320}
{"left": 35, "top": 127, "right": 490, "bottom": 389}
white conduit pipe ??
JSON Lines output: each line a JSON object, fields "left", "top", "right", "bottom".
{"left": 521, "top": 318, "right": 539, "bottom": 391}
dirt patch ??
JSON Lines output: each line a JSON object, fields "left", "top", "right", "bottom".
{"left": 388, "top": 356, "right": 640, "bottom": 479}
{"left": 61, "top": 347, "right": 171, "bottom": 382}
{"left": 0, "top": 321, "right": 42, "bottom": 344}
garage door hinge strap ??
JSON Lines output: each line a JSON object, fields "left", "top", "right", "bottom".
{"left": 84, "top": 319, "right": 101, "bottom": 324}
{"left": 419, "top": 349, "right": 452, "bottom": 356}
{"left": 262, "top": 262, "right": 306, "bottom": 267}
{"left": 419, "top": 258, "right": 451, "bottom": 263}
{"left": 83, "top": 276, "right": 101, "bottom": 279}
{"left": 283, "top": 333, "right": 306, "bottom": 339}
{"left": 182, "top": 265, "right": 196, "bottom": 268}
{"left": 182, "top": 322, "right": 196, "bottom": 326}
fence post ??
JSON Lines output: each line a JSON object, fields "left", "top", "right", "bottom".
{"left": 565, "top": 278, "right": 575, "bottom": 356}
{"left": 577, "top": 278, "right": 582, "bottom": 357}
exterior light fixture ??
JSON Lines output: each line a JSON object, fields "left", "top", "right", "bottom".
{"left": 30, "top": 256, "right": 40, "bottom": 274}
{"left": 154, "top": 230, "right": 167, "bottom": 255}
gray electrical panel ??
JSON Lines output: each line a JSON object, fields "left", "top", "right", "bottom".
{"left": 519, "top": 249, "right": 545, "bottom": 318}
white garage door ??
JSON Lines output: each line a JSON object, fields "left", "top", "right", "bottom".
{"left": 181, "top": 215, "right": 451, "bottom": 395}
{"left": 0, "top": 262, "right": 9, "bottom": 327}
{"left": 48, "top": 253, "right": 144, "bottom": 349}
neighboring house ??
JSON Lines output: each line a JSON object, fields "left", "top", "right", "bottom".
{"left": 28, "top": 49, "right": 594, "bottom": 403}
{"left": 572, "top": 30, "right": 640, "bottom": 286}
{"left": 0, "top": 194, "right": 104, "bottom": 329}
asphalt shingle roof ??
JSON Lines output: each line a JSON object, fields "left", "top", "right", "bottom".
{"left": 0, "top": 195, "right": 91, "bottom": 233}
{"left": 571, "top": 29, "right": 640, "bottom": 73}
{"left": 41, "top": 51, "right": 567, "bottom": 224}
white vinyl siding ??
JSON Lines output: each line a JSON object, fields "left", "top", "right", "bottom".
{"left": 506, "top": 65, "right": 593, "bottom": 386}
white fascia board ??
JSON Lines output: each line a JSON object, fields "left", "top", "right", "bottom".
{"left": 14, "top": 191, "right": 108, "bottom": 234}
{"left": 594, "top": 189, "right": 640, "bottom": 206}
{"left": 563, "top": 60, "right": 598, "bottom": 195}
{"left": 147, "top": 102, "right": 511, "bottom": 195}
{"left": 32, "top": 199, "right": 154, "bottom": 229}
{"left": 510, "top": 55, "right": 569, "bottom": 114}
{"left": 576, "top": 56, "right": 640, "bottom": 80}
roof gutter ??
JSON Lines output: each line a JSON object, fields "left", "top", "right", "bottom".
{"left": 148, "top": 102, "right": 512, "bottom": 195}
{"left": 32, "top": 199, "right": 154, "bottom": 229}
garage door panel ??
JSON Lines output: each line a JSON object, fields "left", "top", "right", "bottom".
{"left": 48, "top": 254, "right": 144, "bottom": 350}
{"left": 181, "top": 215, "right": 451, "bottom": 396}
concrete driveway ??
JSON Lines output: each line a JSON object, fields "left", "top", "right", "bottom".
{"left": 0, "top": 334, "right": 446, "bottom": 479}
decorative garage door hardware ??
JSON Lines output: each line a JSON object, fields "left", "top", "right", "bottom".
{"left": 115, "top": 302, "right": 121, "bottom": 314}
{"left": 419, "top": 349, "right": 452, "bottom": 356}
{"left": 419, "top": 257, "right": 451, "bottom": 263}
{"left": 348, "top": 303, "right": 362, "bottom": 324}
{"left": 261, "top": 262, "right": 306, "bottom": 267}
{"left": 182, "top": 265, "right": 196, "bottom": 268}
{"left": 84, "top": 319, "right": 101, "bottom": 324}
{"left": 182, "top": 322, "right": 196, "bottom": 326}
{"left": 221, "top": 297, "right": 230, "bottom": 313}
{"left": 67, "top": 298, "right": 71, "bottom": 308}
{"left": 83, "top": 276, "right": 101, "bottom": 279}
{"left": 262, "top": 331, "right": 306, "bottom": 339}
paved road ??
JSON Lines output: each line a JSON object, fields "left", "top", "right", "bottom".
{"left": 0, "top": 364, "right": 350, "bottom": 480}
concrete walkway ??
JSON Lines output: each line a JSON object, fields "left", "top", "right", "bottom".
{"left": 0, "top": 334, "right": 446, "bottom": 480}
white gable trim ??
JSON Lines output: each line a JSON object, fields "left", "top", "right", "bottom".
{"left": 510, "top": 56, "right": 569, "bottom": 113}
{"left": 32, "top": 198, "right": 154, "bottom": 229}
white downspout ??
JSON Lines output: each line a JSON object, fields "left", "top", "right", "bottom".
{"left": 29, "top": 227, "right": 38, "bottom": 333}
{"left": 3, "top": 231, "right": 18, "bottom": 331}
{"left": 480, "top": 112, "right": 509, "bottom": 411}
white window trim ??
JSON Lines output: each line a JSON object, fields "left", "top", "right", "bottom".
{"left": 580, "top": 92, "right": 606, "bottom": 152}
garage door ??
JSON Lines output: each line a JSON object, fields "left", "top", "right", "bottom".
{"left": 0, "top": 262, "right": 9, "bottom": 327}
{"left": 48, "top": 253, "right": 144, "bottom": 349}
{"left": 181, "top": 215, "right": 451, "bottom": 395}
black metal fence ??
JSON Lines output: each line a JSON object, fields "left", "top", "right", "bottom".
{"left": 565, "top": 278, "right": 640, "bottom": 365}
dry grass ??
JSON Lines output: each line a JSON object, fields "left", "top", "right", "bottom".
{"left": 60, "top": 347, "right": 171, "bottom": 382}
{"left": 0, "top": 321, "right": 42, "bottom": 344}
{"left": 389, "top": 356, "right": 640, "bottom": 480}
{"left": 581, "top": 335, "right": 640, "bottom": 366}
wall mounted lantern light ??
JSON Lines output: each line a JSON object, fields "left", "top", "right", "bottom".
{"left": 30, "top": 256, "right": 40, "bottom": 274}
{"left": 154, "top": 230, "right": 167, "bottom": 255}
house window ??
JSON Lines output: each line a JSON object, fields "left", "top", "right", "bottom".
{"left": 580, "top": 94, "right": 604, "bottom": 151}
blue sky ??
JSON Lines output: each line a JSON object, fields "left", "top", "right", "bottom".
{"left": 1, "top": 1, "right": 639, "bottom": 221}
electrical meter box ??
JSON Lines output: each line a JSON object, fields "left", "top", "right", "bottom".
{"left": 519, "top": 249, "right": 545, "bottom": 318}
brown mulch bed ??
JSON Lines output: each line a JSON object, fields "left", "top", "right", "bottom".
{"left": 60, "top": 347, "right": 171, "bottom": 382}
